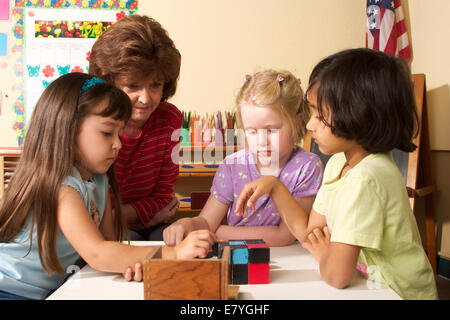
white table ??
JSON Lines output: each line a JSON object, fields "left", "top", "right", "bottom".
{"left": 47, "top": 241, "right": 401, "bottom": 300}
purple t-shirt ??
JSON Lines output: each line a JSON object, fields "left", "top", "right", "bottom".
{"left": 210, "top": 147, "right": 323, "bottom": 226}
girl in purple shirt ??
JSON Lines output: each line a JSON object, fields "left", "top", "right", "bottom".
{"left": 164, "top": 70, "right": 323, "bottom": 246}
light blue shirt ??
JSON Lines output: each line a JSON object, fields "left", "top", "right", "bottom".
{"left": 0, "top": 167, "right": 108, "bottom": 299}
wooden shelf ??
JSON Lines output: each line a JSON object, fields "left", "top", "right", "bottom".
{"left": 179, "top": 164, "right": 219, "bottom": 177}
{"left": 0, "top": 153, "right": 21, "bottom": 200}
{"left": 178, "top": 146, "right": 242, "bottom": 176}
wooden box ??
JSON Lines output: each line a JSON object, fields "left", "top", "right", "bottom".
{"left": 143, "top": 246, "right": 231, "bottom": 300}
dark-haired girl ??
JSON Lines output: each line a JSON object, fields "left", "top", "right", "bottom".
{"left": 235, "top": 48, "right": 437, "bottom": 300}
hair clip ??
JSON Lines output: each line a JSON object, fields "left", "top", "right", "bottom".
{"left": 276, "top": 74, "right": 284, "bottom": 83}
{"left": 80, "top": 77, "right": 104, "bottom": 95}
{"left": 242, "top": 75, "right": 251, "bottom": 83}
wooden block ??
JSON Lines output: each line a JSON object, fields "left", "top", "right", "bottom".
{"left": 244, "top": 239, "right": 265, "bottom": 244}
{"left": 231, "top": 245, "right": 248, "bottom": 265}
{"left": 247, "top": 243, "right": 270, "bottom": 264}
{"left": 248, "top": 263, "right": 270, "bottom": 284}
{"left": 143, "top": 246, "right": 231, "bottom": 300}
{"left": 231, "top": 263, "right": 248, "bottom": 285}
{"left": 213, "top": 239, "right": 271, "bottom": 285}
{"left": 228, "top": 240, "right": 246, "bottom": 245}
{"left": 190, "top": 191, "right": 210, "bottom": 209}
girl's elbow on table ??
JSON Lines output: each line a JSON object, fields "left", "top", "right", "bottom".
{"left": 321, "top": 265, "right": 353, "bottom": 289}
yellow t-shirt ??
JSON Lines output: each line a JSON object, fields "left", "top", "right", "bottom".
{"left": 313, "top": 152, "right": 437, "bottom": 300}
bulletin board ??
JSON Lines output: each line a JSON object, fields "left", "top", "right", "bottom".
{"left": 10, "top": 0, "right": 138, "bottom": 147}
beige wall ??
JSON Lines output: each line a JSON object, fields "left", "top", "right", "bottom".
{"left": 407, "top": 0, "right": 450, "bottom": 151}
{"left": 405, "top": 0, "right": 450, "bottom": 258}
{"left": 140, "top": 0, "right": 366, "bottom": 115}
{"left": 0, "top": 0, "right": 448, "bottom": 256}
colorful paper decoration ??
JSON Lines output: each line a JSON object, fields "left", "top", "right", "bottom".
{"left": 10, "top": 0, "right": 138, "bottom": 147}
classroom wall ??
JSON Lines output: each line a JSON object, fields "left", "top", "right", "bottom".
{"left": 405, "top": 0, "right": 450, "bottom": 259}
{"left": 139, "top": 0, "right": 366, "bottom": 115}
{"left": 407, "top": 0, "right": 450, "bottom": 151}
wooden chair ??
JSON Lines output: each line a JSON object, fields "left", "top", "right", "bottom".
{"left": 302, "top": 74, "right": 437, "bottom": 273}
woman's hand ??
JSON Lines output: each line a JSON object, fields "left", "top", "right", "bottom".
{"left": 125, "top": 197, "right": 180, "bottom": 231}
{"left": 148, "top": 197, "right": 179, "bottom": 226}
{"left": 235, "top": 176, "right": 280, "bottom": 217}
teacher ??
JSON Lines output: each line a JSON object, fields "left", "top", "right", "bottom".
{"left": 89, "top": 15, "right": 182, "bottom": 240}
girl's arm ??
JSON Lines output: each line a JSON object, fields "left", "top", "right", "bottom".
{"left": 215, "top": 220, "right": 296, "bottom": 246}
{"left": 163, "top": 195, "right": 229, "bottom": 246}
{"left": 125, "top": 197, "right": 179, "bottom": 231}
{"left": 303, "top": 226, "right": 360, "bottom": 289}
{"left": 99, "top": 192, "right": 117, "bottom": 241}
{"left": 236, "top": 176, "right": 327, "bottom": 243}
{"left": 237, "top": 176, "right": 361, "bottom": 288}
{"left": 215, "top": 195, "right": 315, "bottom": 246}
{"left": 57, "top": 186, "right": 215, "bottom": 273}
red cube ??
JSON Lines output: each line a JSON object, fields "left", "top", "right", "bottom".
{"left": 248, "top": 263, "right": 269, "bottom": 284}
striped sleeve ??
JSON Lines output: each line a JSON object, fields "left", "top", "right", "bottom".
{"left": 129, "top": 134, "right": 181, "bottom": 225}
{"left": 115, "top": 103, "right": 182, "bottom": 226}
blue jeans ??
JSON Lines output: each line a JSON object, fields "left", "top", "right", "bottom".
{"left": 0, "top": 290, "right": 34, "bottom": 300}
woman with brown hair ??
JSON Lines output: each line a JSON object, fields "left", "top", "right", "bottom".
{"left": 89, "top": 15, "right": 183, "bottom": 240}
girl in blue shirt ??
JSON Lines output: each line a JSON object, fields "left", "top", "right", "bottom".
{"left": 0, "top": 73, "right": 215, "bottom": 300}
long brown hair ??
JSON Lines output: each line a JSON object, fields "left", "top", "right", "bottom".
{"left": 0, "top": 72, "right": 132, "bottom": 275}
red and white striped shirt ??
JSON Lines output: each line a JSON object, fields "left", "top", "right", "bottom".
{"left": 115, "top": 102, "right": 182, "bottom": 226}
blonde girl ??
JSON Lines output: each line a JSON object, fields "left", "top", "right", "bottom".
{"left": 164, "top": 70, "right": 323, "bottom": 246}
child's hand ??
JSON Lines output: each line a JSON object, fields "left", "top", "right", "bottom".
{"left": 122, "top": 262, "right": 143, "bottom": 282}
{"left": 163, "top": 221, "right": 188, "bottom": 246}
{"left": 174, "top": 229, "right": 217, "bottom": 259}
{"left": 235, "top": 176, "right": 279, "bottom": 217}
{"left": 302, "top": 226, "right": 331, "bottom": 263}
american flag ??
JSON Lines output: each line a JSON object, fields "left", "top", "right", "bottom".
{"left": 366, "top": 0, "right": 411, "bottom": 60}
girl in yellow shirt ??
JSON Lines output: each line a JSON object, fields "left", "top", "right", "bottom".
{"left": 235, "top": 48, "right": 437, "bottom": 300}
